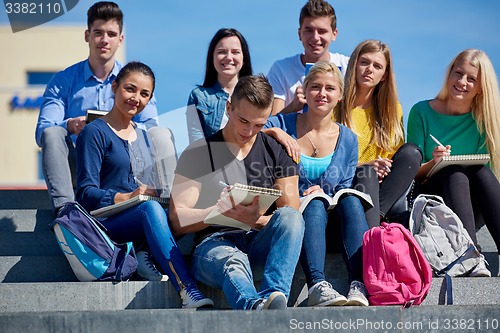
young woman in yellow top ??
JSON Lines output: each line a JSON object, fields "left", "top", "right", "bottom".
{"left": 336, "top": 40, "right": 422, "bottom": 227}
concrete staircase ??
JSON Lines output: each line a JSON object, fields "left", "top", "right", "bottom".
{"left": 1, "top": 189, "right": 499, "bottom": 333}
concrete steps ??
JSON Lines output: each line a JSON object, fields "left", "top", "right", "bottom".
{"left": 1, "top": 306, "right": 499, "bottom": 333}
{"left": 0, "top": 189, "right": 499, "bottom": 333}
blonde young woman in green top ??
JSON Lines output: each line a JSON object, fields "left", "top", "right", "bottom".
{"left": 407, "top": 49, "right": 500, "bottom": 277}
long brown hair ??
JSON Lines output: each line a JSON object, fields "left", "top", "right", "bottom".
{"left": 337, "top": 40, "right": 403, "bottom": 152}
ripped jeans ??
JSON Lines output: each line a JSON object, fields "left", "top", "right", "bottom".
{"left": 190, "top": 206, "right": 305, "bottom": 309}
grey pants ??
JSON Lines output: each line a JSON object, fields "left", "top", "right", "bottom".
{"left": 41, "top": 126, "right": 177, "bottom": 215}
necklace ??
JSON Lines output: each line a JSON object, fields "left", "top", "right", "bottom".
{"left": 303, "top": 117, "right": 334, "bottom": 157}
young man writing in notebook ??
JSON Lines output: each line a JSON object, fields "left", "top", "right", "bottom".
{"left": 267, "top": 0, "right": 349, "bottom": 115}
{"left": 169, "top": 75, "right": 305, "bottom": 310}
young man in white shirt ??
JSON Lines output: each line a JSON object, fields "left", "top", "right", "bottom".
{"left": 267, "top": 0, "right": 349, "bottom": 115}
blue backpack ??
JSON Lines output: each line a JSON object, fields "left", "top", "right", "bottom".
{"left": 50, "top": 202, "right": 138, "bottom": 282}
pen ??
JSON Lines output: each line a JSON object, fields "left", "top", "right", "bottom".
{"left": 134, "top": 176, "right": 146, "bottom": 186}
{"left": 219, "top": 180, "right": 230, "bottom": 188}
{"left": 429, "top": 134, "right": 445, "bottom": 148}
{"left": 377, "top": 155, "right": 391, "bottom": 172}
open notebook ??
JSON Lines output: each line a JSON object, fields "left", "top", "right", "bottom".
{"left": 427, "top": 154, "right": 490, "bottom": 178}
{"left": 204, "top": 183, "right": 283, "bottom": 231}
{"left": 90, "top": 195, "right": 169, "bottom": 218}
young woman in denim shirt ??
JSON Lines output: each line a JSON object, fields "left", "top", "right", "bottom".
{"left": 186, "top": 28, "right": 253, "bottom": 144}
{"left": 265, "top": 62, "right": 369, "bottom": 307}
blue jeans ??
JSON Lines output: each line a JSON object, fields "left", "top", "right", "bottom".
{"left": 300, "top": 196, "right": 368, "bottom": 287}
{"left": 101, "top": 200, "right": 192, "bottom": 292}
{"left": 191, "top": 206, "right": 305, "bottom": 309}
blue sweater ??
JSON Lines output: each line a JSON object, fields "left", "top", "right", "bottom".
{"left": 265, "top": 113, "right": 358, "bottom": 197}
{"left": 76, "top": 118, "right": 157, "bottom": 212}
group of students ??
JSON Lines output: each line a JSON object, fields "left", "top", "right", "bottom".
{"left": 35, "top": 0, "right": 500, "bottom": 311}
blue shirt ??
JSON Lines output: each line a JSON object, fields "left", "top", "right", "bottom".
{"left": 35, "top": 59, "right": 158, "bottom": 147}
{"left": 265, "top": 113, "right": 358, "bottom": 197}
{"left": 186, "top": 82, "right": 229, "bottom": 144}
{"left": 300, "top": 152, "right": 335, "bottom": 181}
{"left": 75, "top": 118, "right": 158, "bottom": 213}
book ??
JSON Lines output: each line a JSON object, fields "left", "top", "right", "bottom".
{"left": 90, "top": 194, "right": 169, "bottom": 218}
{"left": 86, "top": 109, "right": 108, "bottom": 124}
{"left": 427, "top": 154, "right": 490, "bottom": 178}
{"left": 204, "top": 183, "right": 283, "bottom": 231}
{"left": 299, "top": 188, "right": 373, "bottom": 213}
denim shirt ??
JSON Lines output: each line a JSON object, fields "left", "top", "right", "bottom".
{"left": 186, "top": 82, "right": 229, "bottom": 144}
{"left": 265, "top": 113, "right": 358, "bottom": 197}
{"left": 35, "top": 59, "right": 158, "bottom": 147}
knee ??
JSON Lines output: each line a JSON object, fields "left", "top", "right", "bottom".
{"left": 137, "top": 200, "right": 168, "bottom": 225}
{"left": 271, "top": 206, "right": 305, "bottom": 236}
{"left": 397, "top": 142, "right": 423, "bottom": 165}
{"left": 41, "top": 126, "right": 68, "bottom": 147}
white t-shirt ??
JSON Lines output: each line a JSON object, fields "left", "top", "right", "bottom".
{"left": 267, "top": 52, "right": 350, "bottom": 106}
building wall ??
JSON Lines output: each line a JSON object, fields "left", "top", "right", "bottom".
{"left": 0, "top": 26, "right": 125, "bottom": 185}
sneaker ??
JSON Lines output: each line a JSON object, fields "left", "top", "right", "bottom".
{"left": 136, "top": 251, "right": 169, "bottom": 281}
{"left": 346, "top": 280, "right": 369, "bottom": 306}
{"left": 469, "top": 259, "right": 491, "bottom": 277}
{"left": 307, "top": 281, "right": 347, "bottom": 307}
{"left": 253, "top": 291, "right": 287, "bottom": 310}
{"left": 180, "top": 283, "right": 214, "bottom": 309}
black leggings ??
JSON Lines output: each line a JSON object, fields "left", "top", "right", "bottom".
{"left": 421, "top": 164, "right": 500, "bottom": 254}
{"left": 353, "top": 143, "right": 422, "bottom": 228}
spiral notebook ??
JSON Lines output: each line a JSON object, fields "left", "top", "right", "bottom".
{"left": 90, "top": 195, "right": 169, "bottom": 218}
{"left": 427, "top": 154, "right": 490, "bottom": 178}
{"left": 204, "top": 183, "right": 283, "bottom": 231}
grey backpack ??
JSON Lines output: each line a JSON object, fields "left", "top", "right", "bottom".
{"left": 409, "top": 194, "right": 484, "bottom": 277}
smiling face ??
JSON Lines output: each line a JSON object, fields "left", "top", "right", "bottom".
{"left": 355, "top": 51, "right": 388, "bottom": 90}
{"left": 447, "top": 60, "right": 482, "bottom": 103}
{"left": 213, "top": 36, "right": 244, "bottom": 80}
{"left": 85, "top": 19, "right": 123, "bottom": 64}
{"left": 112, "top": 72, "right": 153, "bottom": 119}
{"left": 298, "top": 16, "right": 337, "bottom": 62}
{"left": 305, "top": 72, "right": 342, "bottom": 115}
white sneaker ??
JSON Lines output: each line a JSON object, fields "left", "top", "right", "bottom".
{"left": 307, "top": 281, "right": 347, "bottom": 307}
{"left": 469, "top": 259, "right": 491, "bottom": 277}
{"left": 346, "top": 280, "right": 369, "bottom": 306}
{"left": 136, "top": 251, "right": 169, "bottom": 281}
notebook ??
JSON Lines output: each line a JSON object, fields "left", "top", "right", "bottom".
{"left": 90, "top": 194, "right": 169, "bottom": 218}
{"left": 204, "top": 183, "right": 283, "bottom": 231}
{"left": 299, "top": 188, "right": 373, "bottom": 213}
{"left": 427, "top": 154, "right": 490, "bottom": 178}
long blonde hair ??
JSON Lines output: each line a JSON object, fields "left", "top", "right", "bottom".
{"left": 337, "top": 40, "right": 403, "bottom": 152}
{"left": 437, "top": 49, "right": 500, "bottom": 178}
{"left": 303, "top": 61, "right": 344, "bottom": 114}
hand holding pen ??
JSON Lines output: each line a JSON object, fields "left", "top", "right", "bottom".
{"left": 375, "top": 155, "right": 392, "bottom": 182}
{"left": 430, "top": 134, "right": 451, "bottom": 163}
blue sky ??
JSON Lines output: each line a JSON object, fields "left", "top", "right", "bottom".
{"left": 2, "top": 0, "right": 500, "bottom": 153}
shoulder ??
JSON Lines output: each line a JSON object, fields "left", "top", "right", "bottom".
{"left": 410, "top": 100, "right": 431, "bottom": 114}
{"left": 269, "top": 54, "right": 302, "bottom": 71}
{"left": 48, "top": 60, "right": 86, "bottom": 83}
{"left": 266, "top": 113, "right": 297, "bottom": 129}
{"left": 338, "top": 123, "right": 357, "bottom": 143}
{"left": 329, "top": 52, "right": 350, "bottom": 65}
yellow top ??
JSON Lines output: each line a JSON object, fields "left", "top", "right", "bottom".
{"left": 351, "top": 103, "right": 404, "bottom": 163}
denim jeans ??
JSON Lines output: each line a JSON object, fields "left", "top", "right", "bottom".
{"left": 300, "top": 195, "right": 368, "bottom": 287}
{"left": 191, "top": 206, "right": 305, "bottom": 309}
{"left": 41, "top": 126, "right": 77, "bottom": 215}
{"left": 101, "top": 200, "right": 193, "bottom": 292}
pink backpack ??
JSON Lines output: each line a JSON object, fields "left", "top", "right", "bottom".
{"left": 363, "top": 222, "right": 432, "bottom": 306}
